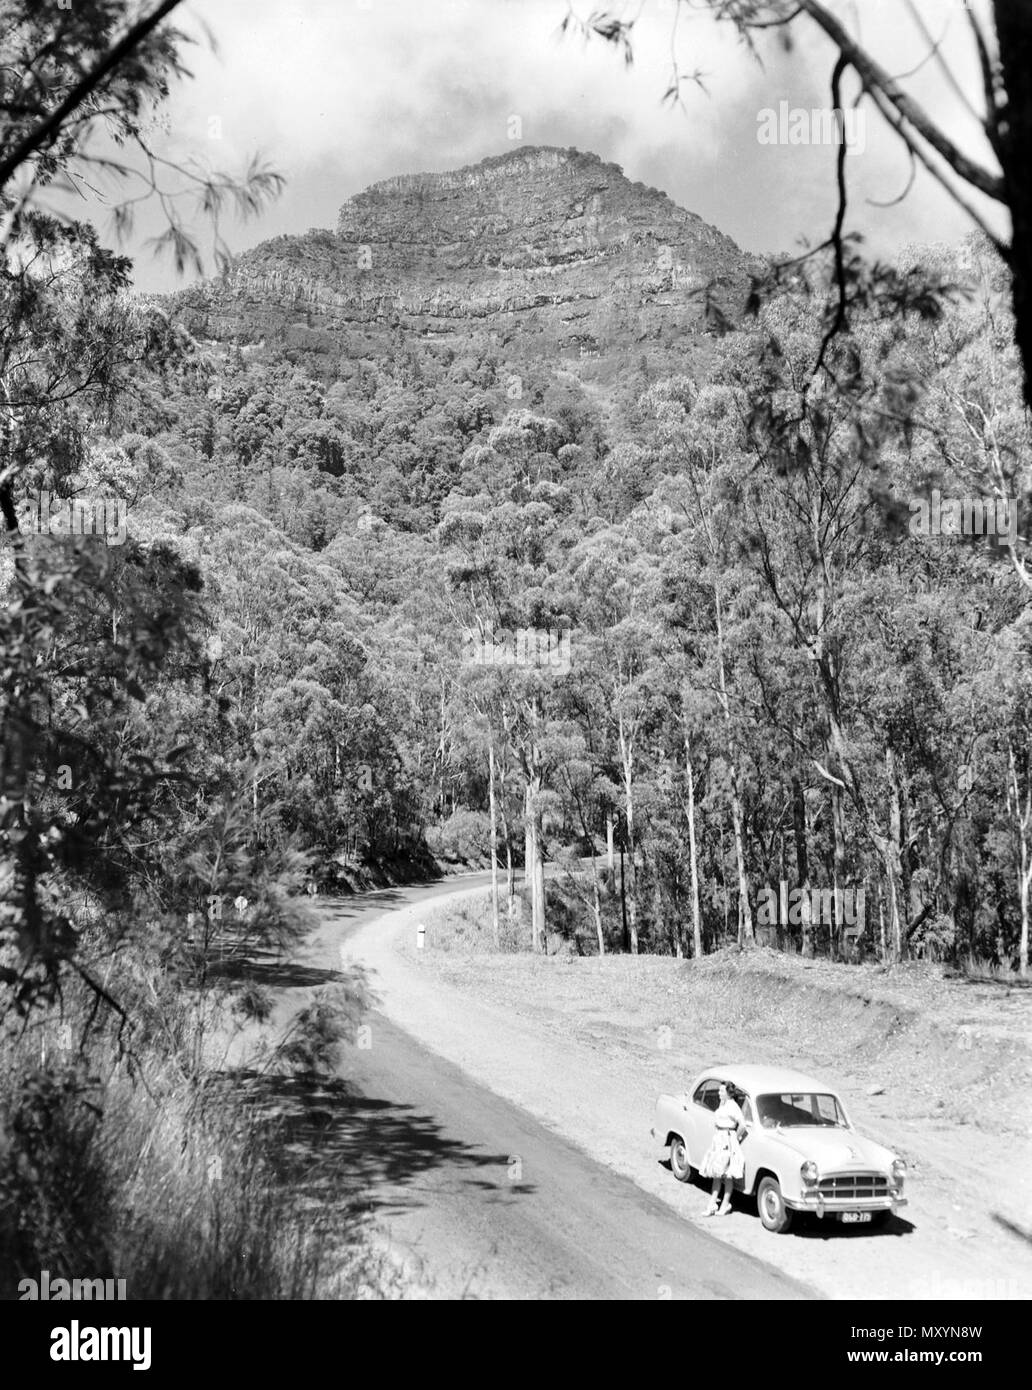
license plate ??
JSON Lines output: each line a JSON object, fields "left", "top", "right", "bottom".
{"left": 840, "top": 1211, "right": 872, "bottom": 1224}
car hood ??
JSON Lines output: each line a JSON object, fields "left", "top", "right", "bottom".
{"left": 759, "top": 1126, "right": 896, "bottom": 1172}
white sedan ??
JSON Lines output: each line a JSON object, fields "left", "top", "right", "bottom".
{"left": 652, "top": 1064, "right": 908, "bottom": 1233}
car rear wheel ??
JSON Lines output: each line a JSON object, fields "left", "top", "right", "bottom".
{"left": 757, "top": 1176, "right": 793, "bottom": 1233}
{"left": 669, "top": 1135, "right": 692, "bottom": 1183}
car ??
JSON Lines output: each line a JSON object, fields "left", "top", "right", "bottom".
{"left": 651, "top": 1064, "right": 908, "bottom": 1233}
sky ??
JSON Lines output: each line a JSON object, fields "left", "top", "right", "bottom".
{"left": 70, "top": 0, "right": 1005, "bottom": 292}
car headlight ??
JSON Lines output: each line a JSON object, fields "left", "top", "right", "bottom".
{"left": 891, "top": 1158, "right": 907, "bottom": 1182}
{"left": 800, "top": 1160, "right": 819, "bottom": 1186}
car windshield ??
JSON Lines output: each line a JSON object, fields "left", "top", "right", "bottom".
{"left": 756, "top": 1092, "right": 848, "bottom": 1128}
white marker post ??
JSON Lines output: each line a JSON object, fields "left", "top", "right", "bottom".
{"left": 416, "top": 923, "right": 426, "bottom": 950}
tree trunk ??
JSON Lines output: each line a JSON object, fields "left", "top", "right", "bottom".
{"left": 591, "top": 849, "right": 606, "bottom": 957}
{"left": 831, "top": 781, "right": 846, "bottom": 957}
{"left": 524, "top": 780, "right": 537, "bottom": 946}
{"left": 1008, "top": 741, "right": 1032, "bottom": 977}
{"left": 438, "top": 676, "right": 447, "bottom": 820}
{"left": 885, "top": 747, "right": 906, "bottom": 962}
{"left": 820, "top": 692, "right": 906, "bottom": 965}
{"left": 532, "top": 831, "right": 546, "bottom": 953}
{"left": 252, "top": 697, "right": 260, "bottom": 832}
{"left": 714, "top": 585, "right": 753, "bottom": 944}
{"left": 653, "top": 870, "right": 671, "bottom": 956}
{"left": 1018, "top": 833, "right": 1030, "bottom": 977}
{"left": 525, "top": 697, "right": 545, "bottom": 952}
{"left": 498, "top": 725, "right": 515, "bottom": 914}
{"left": 686, "top": 739, "right": 703, "bottom": 960}
{"left": 878, "top": 880, "right": 887, "bottom": 962}
{"left": 488, "top": 733, "right": 500, "bottom": 946}
{"left": 720, "top": 824, "right": 730, "bottom": 944}
{"left": 993, "top": 1, "right": 1032, "bottom": 413}
{"left": 619, "top": 842, "right": 629, "bottom": 951}
{"left": 618, "top": 711, "right": 639, "bottom": 955}
{"left": 606, "top": 807, "right": 616, "bottom": 879}
{"left": 791, "top": 773, "right": 809, "bottom": 954}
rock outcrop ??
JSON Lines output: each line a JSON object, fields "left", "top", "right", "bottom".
{"left": 171, "top": 145, "right": 761, "bottom": 364}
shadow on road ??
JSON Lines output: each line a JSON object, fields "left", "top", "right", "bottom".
{"left": 213, "top": 956, "right": 344, "bottom": 988}
{"left": 791, "top": 1211, "right": 915, "bottom": 1239}
{"left": 229, "top": 1069, "right": 535, "bottom": 1218}
{"left": 318, "top": 890, "right": 410, "bottom": 917}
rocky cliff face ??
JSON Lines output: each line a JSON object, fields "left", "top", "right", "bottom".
{"left": 172, "top": 146, "right": 760, "bottom": 364}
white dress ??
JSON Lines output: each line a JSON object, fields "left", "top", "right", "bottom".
{"left": 700, "top": 1098, "right": 746, "bottom": 1181}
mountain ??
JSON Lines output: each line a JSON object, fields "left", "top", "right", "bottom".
{"left": 170, "top": 146, "right": 761, "bottom": 373}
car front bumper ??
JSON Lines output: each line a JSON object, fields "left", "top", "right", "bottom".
{"left": 787, "top": 1189, "right": 907, "bottom": 1218}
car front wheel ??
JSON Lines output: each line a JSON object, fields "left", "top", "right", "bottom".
{"left": 669, "top": 1135, "right": 692, "bottom": 1183}
{"left": 757, "top": 1176, "right": 793, "bottom": 1233}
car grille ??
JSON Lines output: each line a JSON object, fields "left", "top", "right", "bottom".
{"left": 818, "top": 1173, "right": 889, "bottom": 1200}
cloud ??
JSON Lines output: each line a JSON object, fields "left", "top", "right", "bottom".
{"left": 87, "top": 0, "right": 1004, "bottom": 291}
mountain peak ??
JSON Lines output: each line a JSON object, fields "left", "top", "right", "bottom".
{"left": 334, "top": 143, "right": 738, "bottom": 263}
{"left": 177, "top": 146, "right": 757, "bottom": 371}
{"left": 358, "top": 145, "right": 594, "bottom": 201}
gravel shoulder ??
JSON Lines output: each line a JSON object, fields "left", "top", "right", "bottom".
{"left": 343, "top": 885, "right": 1032, "bottom": 1302}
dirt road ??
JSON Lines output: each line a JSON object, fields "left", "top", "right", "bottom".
{"left": 305, "top": 879, "right": 815, "bottom": 1300}
{"left": 326, "top": 877, "right": 1032, "bottom": 1302}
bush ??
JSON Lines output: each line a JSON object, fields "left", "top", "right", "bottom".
{"left": 272, "top": 969, "right": 374, "bottom": 1075}
{"left": 424, "top": 809, "right": 493, "bottom": 866}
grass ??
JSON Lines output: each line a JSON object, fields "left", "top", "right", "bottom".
{"left": 419, "top": 888, "right": 534, "bottom": 954}
{"left": 0, "top": 964, "right": 396, "bottom": 1301}
{"left": 419, "top": 881, "right": 609, "bottom": 956}
{"left": 956, "top": 953, "right": 1032, "bottom": 986}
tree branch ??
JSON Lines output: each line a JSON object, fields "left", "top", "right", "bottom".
{"left": 792, "top": 0, "right": 1004, "bottom": 201}
{"left": 0, "top": 0, "right": 185, "bottom": 194}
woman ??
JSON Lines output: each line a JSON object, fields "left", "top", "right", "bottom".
{"left": 700, "top": 1082, "right": 746, "bottom": 1216}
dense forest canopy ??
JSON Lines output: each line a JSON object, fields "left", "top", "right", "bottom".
{"left": 7, "top": 196, "right": 1027, "bottom": 977}
{"left": 108, "top": 218, "right": 1025, "bottom": 975}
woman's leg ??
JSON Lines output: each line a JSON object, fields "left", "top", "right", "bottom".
{"left": 705, "top": 1178, "right": 720, "bottom": 1215}
{"left": 718, "top": 1179, "right": 733, "bottom": 1214}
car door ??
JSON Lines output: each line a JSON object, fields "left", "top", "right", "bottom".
{"left": 737, "top": 1093, "right": 758, "bottom": 1189}
{"left": 684, "top": 1077, "right": 722, "bottom": 1163}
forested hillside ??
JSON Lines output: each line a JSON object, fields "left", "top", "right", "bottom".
{"left": 88, "top": 148, "right": 1030, "bottom": 975}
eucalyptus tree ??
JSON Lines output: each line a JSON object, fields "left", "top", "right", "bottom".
{"left": 567, "top": 524, "right": 668, "bottom": 953}
{"left": 437, "top": 414, "right": 579, "bottom": 949}
{"left": 643, "top": 377, "right": 759, "bottom": 946}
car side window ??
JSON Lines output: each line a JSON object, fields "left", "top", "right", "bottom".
{"left": 740, "top": 1097, "right": 754, "bottom": 1124}
{"left": 693, "top": 1080, "right": 721, "bottom": 1111}
{"left": 814, "top": 1094, "right": 840, "bottom": 1124}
